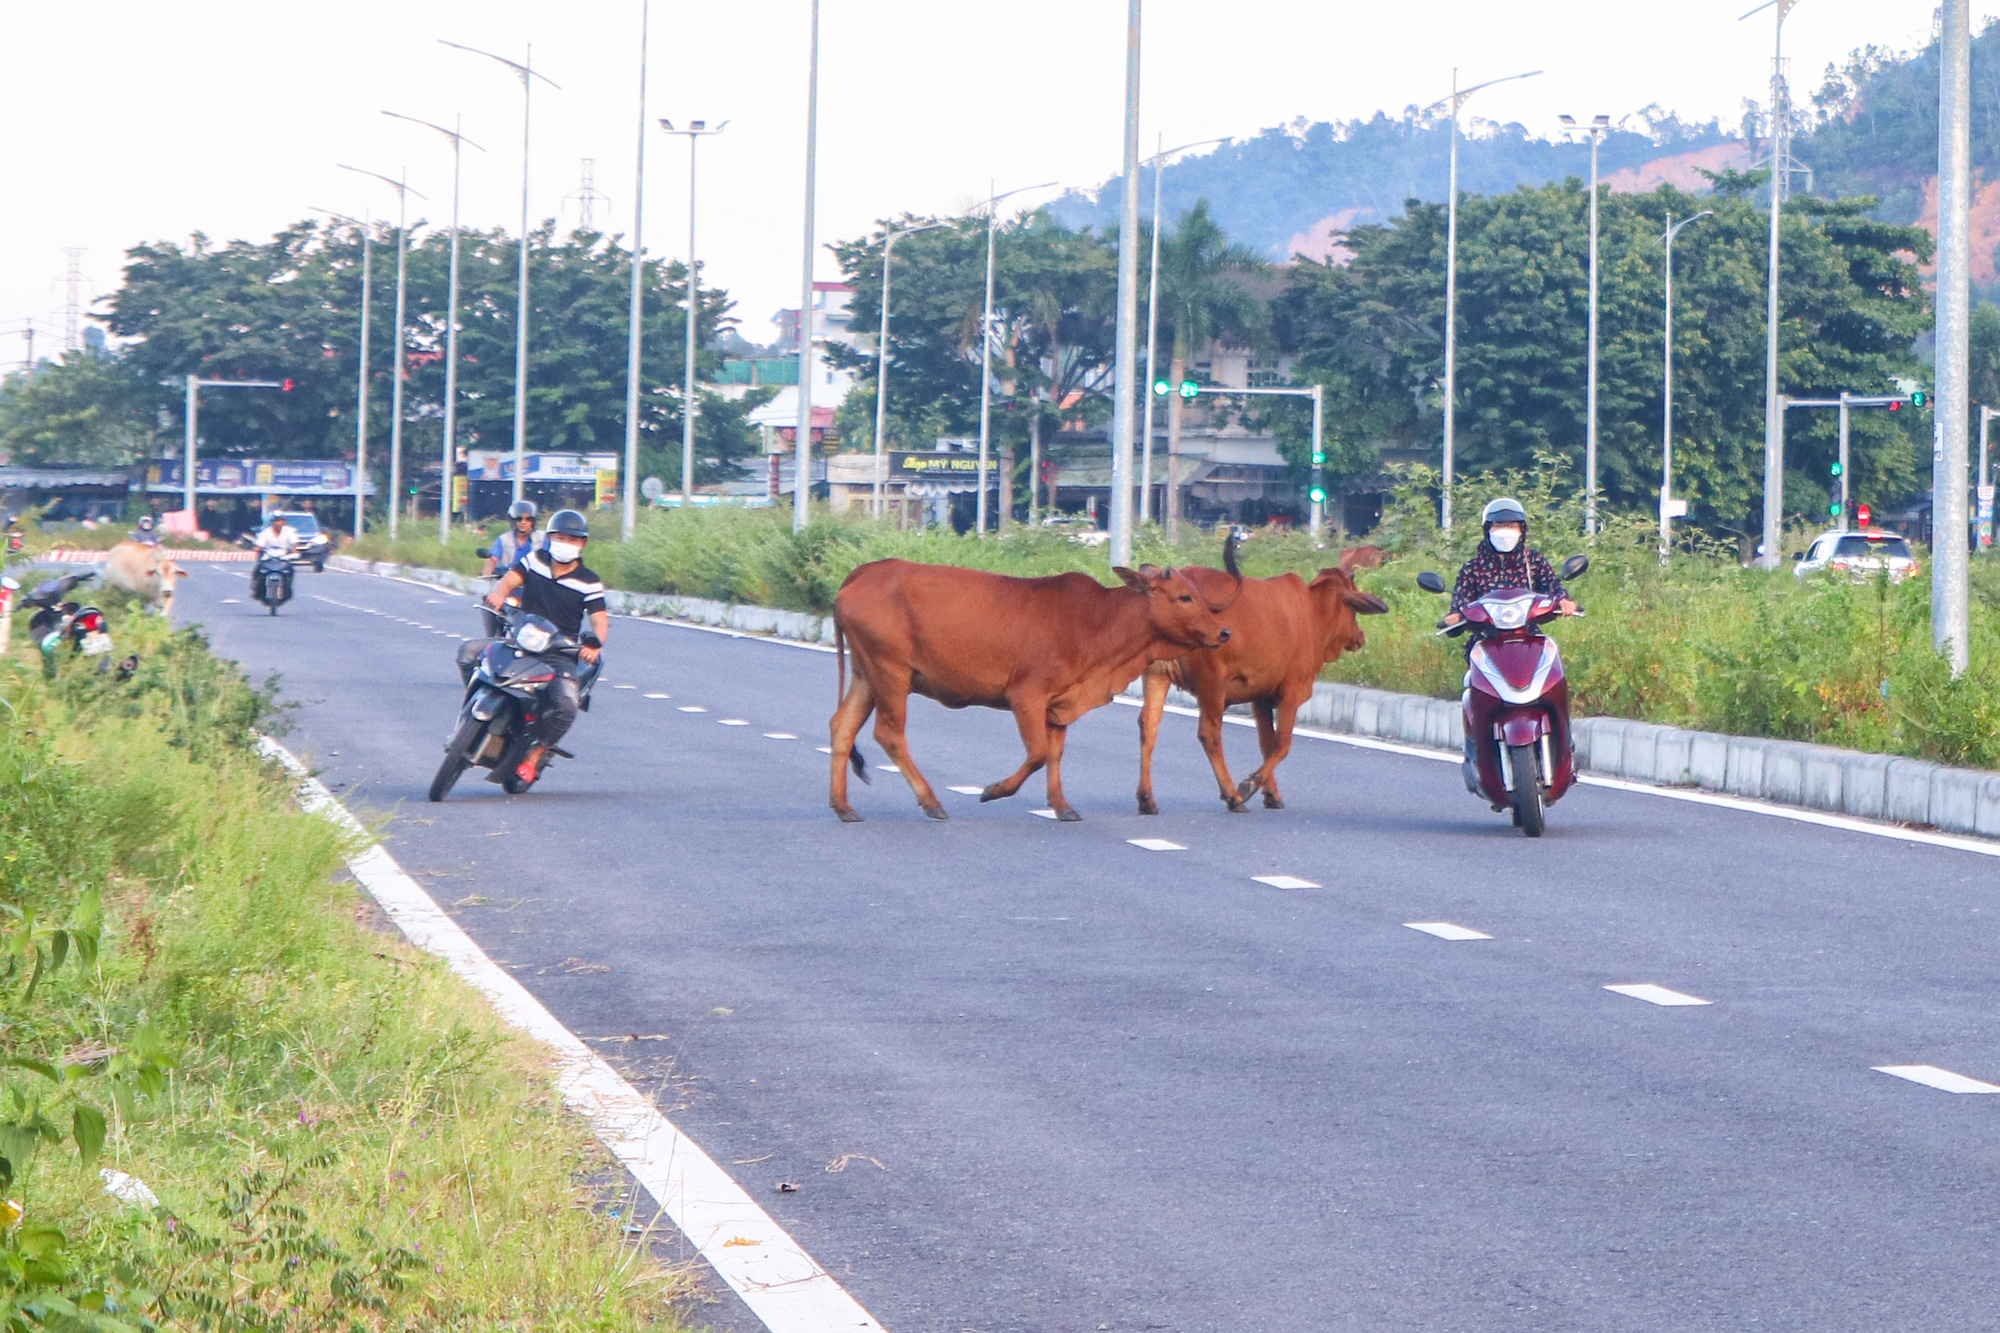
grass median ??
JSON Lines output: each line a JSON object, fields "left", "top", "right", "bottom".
{"left": 0, "top": 603, "right": 696, "bottom": 1331}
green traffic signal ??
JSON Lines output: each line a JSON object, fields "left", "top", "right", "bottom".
{"left": 1178, "top": 380, "right": 1199, "bottom": 399}
{"left": 1911, "top": 389, "right": 1928, "bottom": 408}
{"left": 1152, "top": 380, "right": 1170, "bottom": 396}
{"left": 1309, "top": 486, "right": 1328, "bottom": 503}
{"left": 1829, "top": 501, "right": 1842, "bottom": 517}
{"left": 1311, "top": 451, "right": 1326, "bottom": 465}
{"left": 1829, "top": 461, "right": 1843, "bottom": 476}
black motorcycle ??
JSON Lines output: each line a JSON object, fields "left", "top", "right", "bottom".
{"left": 428, "top": 612, "right": 594, "bottom": 801}
{"left": 247, "top": 548, "right": 294, "bottom": 614}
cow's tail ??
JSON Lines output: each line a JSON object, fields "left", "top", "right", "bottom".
{"left": 835, "top": 615, "right": 870, "bottom": 783}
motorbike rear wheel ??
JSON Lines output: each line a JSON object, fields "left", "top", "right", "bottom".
{"left": 1507, "top": 742, "right": 1545, "bottom": 837}
{"left": 428, "top": 715, "right": 486, "bottom": 803}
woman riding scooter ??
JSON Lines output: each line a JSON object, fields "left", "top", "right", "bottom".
{"left": 1441, "top": 498, "right": 1576, "bottom": 630}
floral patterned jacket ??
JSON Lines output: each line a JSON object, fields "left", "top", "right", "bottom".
{"left": 1451, "top": 541, "right": 1568, "bottom": 614}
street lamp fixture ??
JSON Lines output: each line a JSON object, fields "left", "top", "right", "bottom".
{"left": 384, "top": 112, "right": 484, "bottom": 545}
{"left": 311, "top": 205, "right": 375, "bottom": 538}
{"left": 873, "top": 220, "right": 948, "bottom": 519}
{"left": 1431, "top": 68, "right": 1542, "bottom": 530}
{"left": 974, "top": 180, "right": 1058, "bottom": 535}
{"left": 1558, "top": 112, "right": 1612, "bottom": 535}
{"left": 338, "top": 164, "right": 425, "bottom": 540}
{"left": 1141, "top": 135, "right": 1229, "bottom": 525}
{"left": 660, "top": 119, "right": 730, "bottom": 509}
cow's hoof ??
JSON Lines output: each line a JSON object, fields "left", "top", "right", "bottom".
{"left": 922, "top": 805, "right": 950, "bottom": 822}
{"left": 1262, "top": 792, "right": 1285, "bottom": 810}
{"left": 1055, "top": 807, "right": 1083, "bottom": 823}
{"left": 1225, "top": 796, "right": 1249, "bottom": 813}
{"left": 1136, "top": 795, "right": 1158, "bottom": 816}
{"left": 977, "top": 784, "right": 1010, "bottom": 803}
{"left": 835, "top": 808, "right": 863, "bottom": 823}
{"left": 1235, "top": 776, "right": 1259, "bottom": 799}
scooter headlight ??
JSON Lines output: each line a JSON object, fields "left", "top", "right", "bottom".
{"left": 513, "top": 622, "right": 553, "bottom": 654}
{"left": 1488, "top": 596, "right": 1531, "bottom": 630}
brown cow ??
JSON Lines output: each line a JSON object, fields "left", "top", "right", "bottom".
{"left": 830, "top": 559, "right": 1237, "bottom": 823}
{"left": 1136, "top": 539, "right": 1387, "bottom": 815}
{"left": 102, "top": 540, "right": 188, "bottom": 616}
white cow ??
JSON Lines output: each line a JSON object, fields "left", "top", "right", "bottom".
{"left": 102, "top": 541, "right": 187, "bottom": 616}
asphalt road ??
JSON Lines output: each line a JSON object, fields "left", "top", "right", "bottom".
{"left": 177, "top": 562, "right": 2000, "bottom": 1333}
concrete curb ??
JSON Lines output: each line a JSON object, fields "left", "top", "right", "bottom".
{"left": 332, "top": 555, "right": 1999, "bottom": 842}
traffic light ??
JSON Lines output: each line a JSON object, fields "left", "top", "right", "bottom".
{"left": 1152, "top": 379, "right": 1171, "bottom": 397}
{"left": 281, "top": 378, "right": 295, "bottom": 392}
{"left": 1828, "top": 501, "right": 1843, "bottom": 518}
{"left": 1888, "top": 400, "right": 1900, "bottom": 411}
{"left": 1177, "top": 380, "right": 1199, "bottom": 399}
{"left": 1911, "top": 389, "right": 1928, "bottom": 408}
{"left": 1829, "top": 461, "right": 1843, "bottom": 477}
{"left": 1308, "top": 485, "right": 1328, "bottom": 504}
{"left": 1311, "top": 450, "right": 1326, "bottom": 465}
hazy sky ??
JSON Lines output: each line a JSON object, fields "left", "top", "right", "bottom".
{"left": 3, "top": 0, "right": 1953, "bottom": 364}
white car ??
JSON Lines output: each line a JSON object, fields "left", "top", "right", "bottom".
{"left": 1793, "top": 529, "right": 1918, "bottom": 583}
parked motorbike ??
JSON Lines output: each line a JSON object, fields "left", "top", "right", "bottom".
{"left": 428, "top": 611, "right": 595, "bottom": 801}
{"left": 1416, "top": 554, "right": 1589, "bottom": 837}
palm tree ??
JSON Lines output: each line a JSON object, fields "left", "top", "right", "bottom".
{"left": 1157, "top": 200, "right": 1267, "bottom": 538}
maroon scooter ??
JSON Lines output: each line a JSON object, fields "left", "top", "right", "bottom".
{"left": 1417, "top": 554, "right": 1588, "bottom": 837}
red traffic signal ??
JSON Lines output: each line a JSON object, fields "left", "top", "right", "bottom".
{"left": 281, "top": 378, "right": 295, "bottom": 392}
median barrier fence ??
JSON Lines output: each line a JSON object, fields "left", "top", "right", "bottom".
{"left": 330, "top": 554, "right": 2000, "bottom": 842}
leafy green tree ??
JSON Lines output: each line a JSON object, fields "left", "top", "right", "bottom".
{"left": 1156, "top": 200, "right": 1268, "bottom": 535}
{"left": 0, "top": 353, "right": 160, "bottom": 466}
{"left": 1277, "top": 177, "right": 1932, "bottom": 540}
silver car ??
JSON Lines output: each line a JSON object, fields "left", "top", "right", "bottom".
{"left": 1793, "top": 529, "right": 1918, "bottom": 583}
{"left": 273, "top": 511, "right": 332, "bottom": 572}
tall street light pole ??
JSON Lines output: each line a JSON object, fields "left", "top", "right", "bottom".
{"left": 444, "top": 40, "right": 559, "bottom": 507}
{"left": 312, "top": 206, "right": 374, "bottom": 537}
{"left": 622, "top": 0, "right": 650, "bottom": 541}
{"left": 339, "top": 165, "right": 424, "bottom": 540}
{"left": 1109, "top": 0, "right": 1143, "bottom": 568}
{"left": 662, "top": 120, "right": 729, "bottom": 510}
{"left": 1559, "top": 113, "right": 1611, "bottom": 534}
{"left": 384, "top": 112, "right": 484, "bottom": 545}
{"left": 976, "top": 180, "right": 1057, "bottom": 536}
{"left": 1436, "top": 68, "right": 1541, "bottom": 531}
{"left": 1141, "top": 134, "right": 1228, "bottom": 525}
{"left": 1659, "top": 210, "right": 1711, "bottom": 562}
{"left": 1936, "top": 0, "right": 1972, "bottom": 672}
{"left": 794, "top": 0, "right": 821, "bottom": 534}
{"left": 1742, "top": 0, "right": 1800, "bottom": 569}
{"left": 873, "top": 220, "right": 946, "bottom": 518}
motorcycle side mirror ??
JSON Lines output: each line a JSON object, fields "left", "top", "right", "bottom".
{"left": 1559, "top": 554, "right": 1590, "bottom": 581}
{"left": 1415, "top": 571, "right": 1447, "bottom": 594}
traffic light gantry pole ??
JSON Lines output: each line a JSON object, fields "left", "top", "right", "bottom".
{"left": 181, "top": 377, "right": 291, "bottom": 519}
{"left": 1781, "top": 391, "right": 1922, "bottom": 532}
{"left": 1153, "top": 381, "right": 1326, "bottom": 540}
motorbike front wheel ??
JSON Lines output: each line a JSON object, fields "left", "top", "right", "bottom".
{"left": 1507, "top": 742, "right": 1545, "bottom": 837}
{"left": 429, "top": 715, "right": 487, "bottom": 802}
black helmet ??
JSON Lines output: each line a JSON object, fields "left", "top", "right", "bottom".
{"left": 1480, "top": 497, "right": 1528, "bottom": 530}
{"left": 547, "top": 509, "right": 589, "bottom": 539}
{"left": 507, "top": 499, "right": 537, "bottom": 521}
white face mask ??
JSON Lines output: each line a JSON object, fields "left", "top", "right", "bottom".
{"left": 1488, "top": 527, "right": 1522, "bottom": 553}
{"left": 547, "top": 539, "right": 583, "bottom": 563}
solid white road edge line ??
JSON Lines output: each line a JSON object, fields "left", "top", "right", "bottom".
{"left": 255, "top": 737, "right": 884, "bottom": 1333}
{"left": 1115, "top": 697, "right": 2000, "bottom": 860}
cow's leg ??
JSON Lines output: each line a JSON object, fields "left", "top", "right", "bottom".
{"left": 980, "top": 694, "right": 1055, "bottom": 807}
{"left": 1045, "top": 722, "right": 1080, "bottom": 821}
{"left": 1196, "top": 690, "right": 1245, "bottom": 811}
{"left": 1241, "top": 692, "right": 1303, "bottom": 810}
{"left": 1135, "top": 668, "right": 1170, "bottom": 815}
{"left": 828, "top": 673, "right": 877, "bottom": 822}
{"left": 871, "top": 687, "right": 948, "bottom": 820}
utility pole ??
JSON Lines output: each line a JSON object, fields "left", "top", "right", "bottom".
{"left": 1109, "top": 0, "right": 1142, "bottom": 568}
{"left": 873, "top": 221, "right": 946, "bottom": 517}
{"left": 313, "top": 207, "right": 374, "bottom": 537}
{"left": 623, "top": 0, "right": 650, "bottom": 541}
{"left": 565, "top": 158, "right": 609, "bottom": 231}
{"left": 1747, "top": 0, "right": 1803, "bottom": 570}
{"left": 1559, "top": 114, "right": 1611, "bottom": 534}
{"left": 60, "top": 249, "right": 87, "bottom": 352}
{"left": 794, "top": 0, "right": 821, "bottom": 534}
{"left": 1659, "top": 211, "right": 1710, "bottom": 561}
{"left": 339, "top": 165, "right": 424, "bottom": 540}
{"left": 1139, "top": 135, "right": 1229, "bottom": 526}
{"left": 1935, "top": 0, "right": 1972, "bottom": 672}
{"left": 662, "top": 119, "right": 728, "bottom": 509}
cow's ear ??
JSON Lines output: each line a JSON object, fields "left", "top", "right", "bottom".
{"left": 1343, "top": 589, "right": 1389, "bottom": 615}
{"left": 1138, "top": 563, "right": 1167, "bottom": 581}
{"left": 1113, "top": 566, "right": 1146, "bottom": 591}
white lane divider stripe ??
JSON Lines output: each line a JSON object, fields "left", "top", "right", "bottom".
{"left": 1127, "top": 838, "right": 1186, "bottom": 852}
{"left": 1604, "top": 983, "right": 1712, "bottom": 1007}
{"left": 876, "top": 763, "right": 900, "bottom": 772}
{"left": 1252, "top": 874, "right": 1320, "bottom": 889}
{"left": 815, "top": 746, "right": 833, "bottom": 754}
{"left": 257, "top": 738, "right": 882, "bottom": 1332}
{"left": 1405, "top": 921, "right": 1492, "bottom": 941}
{"left": 719, "top": 719, "right": 750, "bottom": 727}
{"left": 1030, "top": 809, "right": 1059, "bottom": 819}
{"left": 643, "top": 692, "right": 671, "bottom": 699}
{"left": 763, "top": 732, "right": 797, "bottom": 740}
{"left": 947, "top": 785, "right": 984, "bottom": 795}
{"left": 678, "top": 705, "right": 708, "bottom": 713}
{"left": 613, "top": 684, "right": 637, "bottom": 690}
{"left": 1873, "top": 1064, "right": 2000, "bottom": 1094}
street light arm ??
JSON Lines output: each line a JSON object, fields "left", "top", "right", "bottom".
{"left": 977, "top": 180, "right": 1060, "bottom": 215}
{"left": 1146, "top": 136, "right": 1230, "bottom": 167}
{"left": 440, "top": 39, "right": 560, "bottom": 89}
{"left": 1425, "top": 68, "right": 1543, "bottom": 116}
{"left": 382, "top": 110, "right": 486, "bottom": 152}
{"left": 337, "top": 164, "right": 428, "bottom": 201}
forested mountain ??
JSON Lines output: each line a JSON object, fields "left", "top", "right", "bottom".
{"left": 1054, "top": 22, "right": 2000, "bottom": 264}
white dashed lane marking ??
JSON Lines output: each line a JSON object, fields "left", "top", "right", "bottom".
{"left": 1873, "top": 1065, "right": 2000, "bottom": 1093}
{"left": 815, "top": 745, "right": 833, "bottom": 754}
{"left": 1405, "top": 921, "right": 1492, "bottom": 941}
{"left": 679, "top": 706, "right": 709, "bottom": 713}
{"left": 1030, "top": 809, "right": 1059, "bottom": 820}
{"left": 220, "top": 598, "right": 240, "bottom": 604}
{"left": 1252, "top": 874, "right": 1320, "bottom": 890}
{"left": 1127, "top": 838, "right": 1186, "bottom": 852}
{"left": 644, "top": 692, "right": 671, "bottom": 699}
{"left": 876, "top": 763, "right": 900, "bottom": 772}
{"left": 1604, "top": 983, "right": 1712, "bottom": 1007}
{"left": 763, "top": 732, "right": 797, "bottom": 740}
{"left": 947, "top": 786, "right": 985, "bottom": 795}
{"left": 720, "top": 719, "right": 750, "bottom": 727}
{"left": 613, "top": 684, "right": 636, "bottom": 690}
